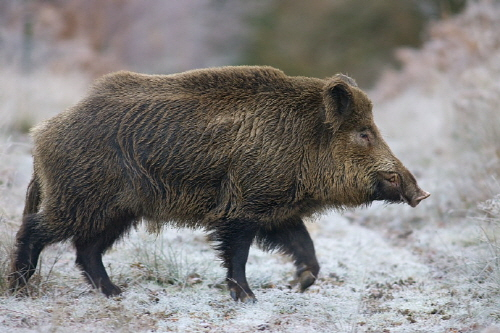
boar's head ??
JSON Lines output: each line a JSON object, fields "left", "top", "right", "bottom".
{"left": 320, "top": 74, "right": 430, "bottom": 208}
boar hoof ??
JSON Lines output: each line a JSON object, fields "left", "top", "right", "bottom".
{"left": 298, "top": 270, "right": 317, "bottom": 292}
{"left": 101, "top": 283, "right": 122, "bottom": 297}
{"left": 229, "top": 289, "right": 257, "bottom": 303}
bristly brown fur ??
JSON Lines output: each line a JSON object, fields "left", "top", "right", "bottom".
{"left": 9, "top": 66, "right": 428, "bottom": 301}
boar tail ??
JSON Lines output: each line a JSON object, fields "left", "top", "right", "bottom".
{"left": 23, "top": 174, "right": 41, "bottom": 217}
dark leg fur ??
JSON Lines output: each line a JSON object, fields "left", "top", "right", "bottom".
{"left": 211, "top": 219, "right": 259, "bottom": 303}
{"left": 23, "top": 176, "right": 41, "bottom": 217}
{"left": 256, "top": 217, "right": 320, "bottom": 292}
{"left": 9, "top": 213, "right": 55, "bottom": 293}
{"left": 74, "top": 215, "right": 136, "bottom": 296}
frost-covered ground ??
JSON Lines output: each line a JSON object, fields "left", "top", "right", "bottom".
{"left": 1, "top": 2, "right": 500, "bottom": 332}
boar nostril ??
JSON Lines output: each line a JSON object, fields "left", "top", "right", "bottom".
{"left": 419, "top": 191, "right": 431, "bottom": 201}
{"left": 410, "top": 190, "right": 431, "bottom": 207}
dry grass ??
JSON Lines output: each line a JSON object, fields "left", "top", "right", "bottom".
{"left": 1, "top": 2, "right": 500, "bottom": 332}
{"left": 477, "top": 196, "right": 500, "bottom": 297}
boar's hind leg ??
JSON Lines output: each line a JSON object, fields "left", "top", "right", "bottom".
{"left": 74, "top": 214, "right": 136, "bottom": 297}
{"left": 212, "top": 219, "right": 259, "bottom": 303}
{"left": 256, "top": 217, "right": 319, "bottom": 292}
{"left": 9, "top": 213, "right": 55, "bottom": 293}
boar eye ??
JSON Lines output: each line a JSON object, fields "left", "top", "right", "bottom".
{"left": 358, "top": 131, "right": 372, "bottom": 145}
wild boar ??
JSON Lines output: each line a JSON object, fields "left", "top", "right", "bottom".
{"left": 9, "top": 66, "right": 429, "bottom": 302}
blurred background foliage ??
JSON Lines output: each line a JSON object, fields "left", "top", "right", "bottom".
{"left": 246, "top": 0, "right": 466, "bottom": 87}
{"left": 1, "top": 0, "right": 466, "bottom": 87}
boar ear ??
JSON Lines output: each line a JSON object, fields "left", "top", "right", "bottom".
{"left": 322, "top": 75, "right": 355, "bottom": 132}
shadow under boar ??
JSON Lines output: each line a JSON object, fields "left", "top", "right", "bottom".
{"left": 9, "top": 66, "right": 430, "bottom": 302}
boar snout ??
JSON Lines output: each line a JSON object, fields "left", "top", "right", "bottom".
{"left": 375, "top": 171, "right": 430, "bottom": 207}
{"left": 408, "top": 189, "right": 431, "bottom": 207}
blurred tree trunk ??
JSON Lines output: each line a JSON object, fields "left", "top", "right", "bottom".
{"left": 21, "top": 0, "right": 35, "bottom": 74}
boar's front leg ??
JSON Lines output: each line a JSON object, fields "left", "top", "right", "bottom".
{"left": 256, "top": 217, "right": 320, "bottom": 292}
{"left": 212, "top": 219, "right": 259, "bottom": 303}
